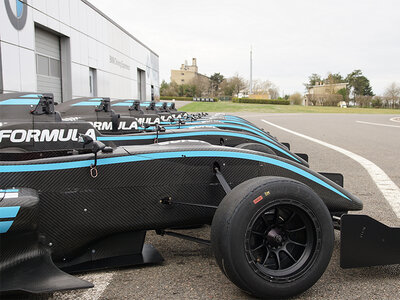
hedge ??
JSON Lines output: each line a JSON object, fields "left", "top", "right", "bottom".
{"left": 160, "top": 96, "right": 218, "bottom": 102}
{"left": 160, "top": 96, "right": 193, "bottom": 101}
{"left": 232, "top": 98, "right": 290, "bottom": 105}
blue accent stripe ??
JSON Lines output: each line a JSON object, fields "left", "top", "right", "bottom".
{"left": 112, "top": 103, "right": 132, "bottom": 107}
{"left": 89, "top": 98, "right": 103, "bottom": 101}
{"left": 166, "top": 124, "right": 277, "bottom": 143}
{"left": 220, "top": 120, "right": 264, "bottom": 133}
{"left": 16, "top": 0, "right": 23, "bottom": 18}
{"left": 0, "top": 189, "right": 19, "bottom": 193}
{"left": 190, "top": 120, "right": 264, "bottom": 135}
{"left": 0, "top": 99, "right": 40, "bottom": 105}
{"left": 97, "top": 131, "right": 299, "bottom": 162}
{"left": 72, "top": 101, "right": 101, "bottom": 106}
{"left": 0, "top": 206, "right": 20, "bottom": 218}
{"left": 0, "top": 151, "right": 349, "bottom": 200}
{"left": 0, "top": 221, "right": 13, "bottom": 234}
{"left": 21, "top": 94, "right": 42, "bottom": 98}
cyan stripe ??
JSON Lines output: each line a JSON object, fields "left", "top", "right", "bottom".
{"left": 89, "top": 98, "right": 103, "bottom": 101}
{"left": 190, "top": 120, "right": 264, "bottom": 134}
{"left": 72, "top": 101, "right": 101, "bottom": 106}
{"left": 97, "top": 131, "right": 299, "bottom": 162}
{"left": 0, "top": 151, "right": 349, "bottom": 200}
{"left": 0, "top": 206, "right": 20, "bottom": 218}
{"left": 0, "top": 99, "right": 40, "bottom": 105}
{"left": 16, "top": 0, "right": 23, "bottom": 17}
{"left": 112, "top": 103, "right": 132, "bottom": 107}
{"left": 220, "top": 120, "right": 264, "bottom": 133}
{"left": 0, "top": 221, "right": 13, "bottom": 234}
{"left": 0, "top": 189, "right": 19, "bottom": 193}
{"left": 166, "top": 123, "right": 276, "bottom": 143}
{"left": 21, "top": 94, "right": 42, "bottom": 98}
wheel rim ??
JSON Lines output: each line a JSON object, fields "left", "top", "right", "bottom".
{"left": 244, "top": 200, "right": 322, "bottom": 283}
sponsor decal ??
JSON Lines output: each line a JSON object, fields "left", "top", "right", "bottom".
{"left": 63, "top": 117, "right": 81, "bottom": 122}
{"left": 5, "top": 0, "right": 28, "bottom": 30}
{"left": 135, "top": 117, "right": 160, "bottom": 125}
{"left": 89, "top": 118, "right": 160, "bottom": 131}
{"left": 0, "top": 128, "right": 96, "bottom": 143}
{"left": 160, "top": 115, "right": 173, "bottom": 122}
{"left": 253, "top": 195, "right": 263, "bottom": 204}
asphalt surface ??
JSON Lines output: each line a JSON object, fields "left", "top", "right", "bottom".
{"left": 10, "top": 112, "right": 400, "bottom": 300}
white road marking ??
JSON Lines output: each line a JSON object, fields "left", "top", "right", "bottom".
{"left": 390, "top": 117, "right": 400, "bottom": 123}
{"left": 356, "top": 120, "right": 400, "bottom": 128}
{"left": 262, "top": 119, "right": 400, "bottom": 218}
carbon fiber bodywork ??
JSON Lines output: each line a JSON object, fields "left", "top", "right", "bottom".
{"left": 1, "top": 142, "right": 361, "bottom": 257}
{"left": 0, "top": 94, "right": 308, "bottom": 166}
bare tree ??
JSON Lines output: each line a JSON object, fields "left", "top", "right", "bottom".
{"left": 384, "top": 82, "right": 400, "bottom": 108}
{"left": 228, "top": 74, "right": 248, "bottom": 97}
{"left": 190, "top": 76, "right": 210, "bottom": 97}
{"left": 251, "top": 80, "right": 279, "bottom": 99}
{"left": 289, "top": 92, "right": 303, "bottom": 105}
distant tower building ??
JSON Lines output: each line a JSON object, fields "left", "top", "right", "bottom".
{"left": 171, "top": 58, "right": 208, "bottom": 85}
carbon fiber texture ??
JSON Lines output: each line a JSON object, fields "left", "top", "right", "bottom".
{"left": 0, "top": 144, "right": 361, "bottom": 262}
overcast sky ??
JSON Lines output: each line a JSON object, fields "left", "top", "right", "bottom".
{"left": 90, "top": 0, "right": 400, "bottom": 95}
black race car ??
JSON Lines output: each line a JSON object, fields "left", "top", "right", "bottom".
{"left": 0, "top": 93, "right": 308, "bottom": 166}
{"left": 0, "top": 93, "right": 397, "bottom": 299}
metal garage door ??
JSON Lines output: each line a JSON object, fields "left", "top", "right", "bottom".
{"left": 35, "top": 27, "right": 62, "bottom": 102}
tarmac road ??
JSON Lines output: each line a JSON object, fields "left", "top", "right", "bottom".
{"left": 17, "top": 113, "right": 400, "bottom": 300}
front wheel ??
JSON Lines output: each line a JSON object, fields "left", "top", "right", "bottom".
{"left": 211, "top": 177, "right": 334, "bottom": 299}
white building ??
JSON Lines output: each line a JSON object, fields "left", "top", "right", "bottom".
{"left": 0, "top": 0, "right": 159, "bottom": 102}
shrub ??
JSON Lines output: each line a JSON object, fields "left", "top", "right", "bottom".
{"left": 232, "top": 98, "right": 290, "bottom": 105}
{"left": 160, "top": 96, "right": 193, "bottom": 101}
{"left": 160, "top": 96, "right": 218, "bottom": 102}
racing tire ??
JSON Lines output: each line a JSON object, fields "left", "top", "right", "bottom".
{"left": 211, "top": 176, "right": 334, "bottom": 299}
{"left": 235, "top": 143, "right": 276, "bottom": 155}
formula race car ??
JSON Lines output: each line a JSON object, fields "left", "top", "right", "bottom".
{"left": 0, "top": 93, "right": 308, "bottom": 166}
{"left": 1, "top": 94, "right": 398, "bottom": 299}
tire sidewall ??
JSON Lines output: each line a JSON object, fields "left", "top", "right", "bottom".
{"left": 212, "top": 177, "right": 334, "bottom": 298}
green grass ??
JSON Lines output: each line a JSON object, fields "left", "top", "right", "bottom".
{"left": 181, "top": 102, "right": 400, "bottom": 114}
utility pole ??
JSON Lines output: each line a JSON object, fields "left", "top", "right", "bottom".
{"left": 249, "top": 46, "right": 253, "bottom": 95}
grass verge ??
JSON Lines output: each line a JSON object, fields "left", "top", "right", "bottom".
{"left": 181, "top": 102, "right": 400, "bottom": 114}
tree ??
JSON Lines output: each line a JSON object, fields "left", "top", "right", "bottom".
{"left": 384, "top": 82, "right": 400, "bottom": 109}
{"left": 190, "top": 76, "right": 210, "bottom": 97}
{"left": 160, "top": 81, "right": 179, "bottom": 97}
{"left": 251, "top": 80, "right": 280, "bottom": 99}
{"left": 209, "top": 73, "right": 224, "bottom": 96}
{"left": 337, "top": 88, "right": 349, "bottom": 104}
{"left": 345, "top": 70, "right": 374, "bottom": 104}
{"left": 371, "top": 96, "right": 383, "bottom": 108}
{"left": 160, "top": 80, "right": 169, "bottom": 96}
{"left": 289, "top": 92, "right": 303, "bottom": 105}
{"left": 223, "top": 74, "right": 247, "bottom": 97}
{"left": 304, "top": 73, "right": 322, "bottom": 89}
{"left": 324, "top": 73, "right": 345, "bottom": 84}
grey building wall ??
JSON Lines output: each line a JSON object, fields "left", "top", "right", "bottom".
{"left": 0, "top": 0, "right": 160, "bottom": 102}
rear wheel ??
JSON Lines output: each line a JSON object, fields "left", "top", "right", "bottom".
{"left": 211, "top": 177, "right": 334, "bottom": 299}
